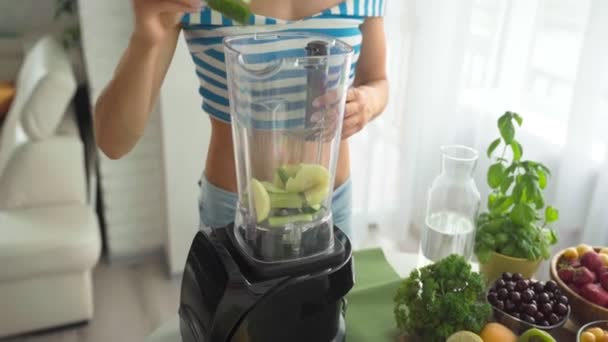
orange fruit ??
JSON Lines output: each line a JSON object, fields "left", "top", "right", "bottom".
{"left": 479, "top": 322, "right": 517, "bottom": 342}
{"left": 577, "top": 244, "right": 594, "bottom": 258}
{"left": 588, "top": 328, "right": 605, "bottom": 340}
{"left": 600, "top": 254, "right": 608, "bottom": 266}
{"left": 563, "top": 247, "right": 579, "bottom": 260}
{"left": 581, "top": 331, "right": 597, "bottom": 342}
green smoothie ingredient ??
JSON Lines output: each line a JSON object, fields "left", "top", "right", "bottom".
{"left": 269, "top": 192, "right": 303, "bottom": 209}
{"left": 206, "top": 0, "right": 251, "bottom": 24}
{"left": 253, "top": 164, "right": 330, "bottom": 226}
{"left": 250, "top": 179, "right": 270, "bottom": 223}
{"left": 394, "top": 255, "right": 491, "bottom": 342}
{"left": 261, "top": 181, "right": 287, "bottom": 193}
{"left": 268, "top": 213, "right": 314, "bottom": 227}
{"left": 518, "top": 328, "right": 555, "bottom": 342}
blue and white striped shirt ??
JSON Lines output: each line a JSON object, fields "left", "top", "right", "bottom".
{"left": 181, "top": 0, "right": 386, "bottom": 124}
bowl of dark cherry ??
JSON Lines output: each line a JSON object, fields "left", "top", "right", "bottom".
{"left": 486, "top": 272, "right": 571, "bottom": 335}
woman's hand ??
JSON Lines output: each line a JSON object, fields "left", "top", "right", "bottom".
{"left": 132, "top": 0, "right": 202, "bottom": 45}
{"left": 311, "top": 85, "right": 383, "bottom": 141}
{"left": 342, "top": 86, "right": 373, "bottom": 139}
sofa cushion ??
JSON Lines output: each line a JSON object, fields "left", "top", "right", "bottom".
{"left": 0, "top": 205, "right": 101, "bottom": 281}
{"left": 15, "top": 36, "right": 76, "bottom": 141}
{"left": 20, "top": 70, "right": 76, "bottom": 141}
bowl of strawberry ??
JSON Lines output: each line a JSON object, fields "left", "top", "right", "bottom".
{"left": 487, "top": 272, "right": 570, "bottom": 334}
{"left": 551, "top": 244, "right": 608, "bottom": 325}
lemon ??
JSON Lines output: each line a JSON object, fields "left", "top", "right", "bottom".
{"left": 446, "top": 331, "right": 483, "bottom": 342}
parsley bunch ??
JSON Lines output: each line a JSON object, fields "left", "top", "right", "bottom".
{"left": 475, "top": 112, "right": 559, "bottom": 262}
{"left": 394, "top": 255, "right": 491, "bottom": 342}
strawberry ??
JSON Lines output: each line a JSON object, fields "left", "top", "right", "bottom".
{"left": 580, "top": 283, "right": 608, "bottom": 307}
{"left": 600, "top": 272, "right": 608, "bottom": 292}
{"left": 582, "top": 251, "right": 604, "bottom": 272}
{"left": 574, "top": 266, "right": 597, "bottom": 286}
{"left": 558, "top": 267, "right": 575, "bottom": 283}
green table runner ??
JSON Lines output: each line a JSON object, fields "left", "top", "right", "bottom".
{"left": 346, "top": 248, "right": 403, "bottom": 341}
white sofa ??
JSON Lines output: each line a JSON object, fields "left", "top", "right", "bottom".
{"left": 0, "top": 36, "right": 101, "bottom": 338}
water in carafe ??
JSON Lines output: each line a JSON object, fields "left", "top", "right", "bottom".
{"left": 418, "top": 145, "right": 481, "bottom": 267}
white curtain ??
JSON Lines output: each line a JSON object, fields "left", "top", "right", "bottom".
{"left": 350, "top": 0, "right": 608, "bottom": 253}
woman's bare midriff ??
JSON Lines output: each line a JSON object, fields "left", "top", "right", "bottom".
{"left": 204, "top": 117, "right": 351, "bottom": 193}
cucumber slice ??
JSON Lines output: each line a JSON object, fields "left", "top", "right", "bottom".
{"left": 304, "top": 182, "right": 329, "bottom": 206}
{"left": 269, "top": 192, "right": 303, "bottom": 209}
{"left": 285, "top": 164, "right": 330, "bottom": 193}
{"left": 302, "top": 204, "right": 322, "bottom": 214}
{"left": 250, "top": 179, "right": 270, "bottom": 223}
{"left": 261, "top": 181, "right": 287, "bottom": 193}
{"left": 268, "top": 213, "right": 314, "bottom": 227}
{"left": 206, "top": 0, "right": 251, "bottom": 24}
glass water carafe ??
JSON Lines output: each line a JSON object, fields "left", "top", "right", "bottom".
{"left": 223, "top": 33, "right": 353, "bottom": 262}
{"left": 419, "top": 145, "right": 481, "bottom": 265}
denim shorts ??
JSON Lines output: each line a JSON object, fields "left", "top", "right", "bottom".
{"left": 198, "top": 176, "right": 353, "bottom": 238}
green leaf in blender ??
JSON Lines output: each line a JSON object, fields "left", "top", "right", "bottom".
{"left": 273, "top": 173, "right": 285, "bottom": 189}
{"left": 261, "top": 181, "right": 287, "bottom": 193}
{"left": 250, "top": 179, "right": 270, "bottom": 223}
{"left": 285, "top": 164, "right": 330, "bottom": 193}
{"left": 206, "top": 0, "right": 251, "bottom": 24}
{"left": 269, "top": 192, "right": 304, "bottom": 209}
{"left": 277, "top": 168, "right": 291, "bottom": 187}
{"left": 268, "top": 213, "right": 314, "bottom": 227}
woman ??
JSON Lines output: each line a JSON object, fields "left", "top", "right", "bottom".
{"left": 94, "top": 0, "right": 388, "bottom": 237}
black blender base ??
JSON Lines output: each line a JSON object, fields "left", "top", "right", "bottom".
{"left": 178, "top": 224, "right": 354, "bottom": 342}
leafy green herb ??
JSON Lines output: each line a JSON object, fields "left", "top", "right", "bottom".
{"left": 474, "top": 112, "right": 559, "bottom": 262}
{"left": 394, "top": 255, "right": 491, "bottom": 342}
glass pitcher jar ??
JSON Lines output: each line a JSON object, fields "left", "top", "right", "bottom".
{"left": 223, "top": 32, "right": 353, "bottom": 263}
{"left": 419, "top": 145, "right": 481, "bottom": 265}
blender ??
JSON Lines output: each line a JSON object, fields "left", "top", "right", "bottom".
{"left": 179, "top": 32, "right": 354, "bottom": 342}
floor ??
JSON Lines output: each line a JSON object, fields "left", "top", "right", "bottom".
{"left": 2, "top": 255, "right": 181, "bottom": 342}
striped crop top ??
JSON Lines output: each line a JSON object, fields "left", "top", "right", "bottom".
{"left": 181, "top": 0, "right": 386, "bottom": 124}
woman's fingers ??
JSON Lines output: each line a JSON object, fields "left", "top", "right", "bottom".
{"left": 341, "top": 114, "right": 365, "bottom": 139}
{"left": 313, "top": 89, "right": 343, "bottom": 108}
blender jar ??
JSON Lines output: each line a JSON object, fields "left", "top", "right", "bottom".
{"left": 223, "top": 32, "right": 353, "bottom": 262}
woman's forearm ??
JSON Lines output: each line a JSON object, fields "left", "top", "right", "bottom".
{"left": 94, "top": 37, "right": 160, "bottom": 159}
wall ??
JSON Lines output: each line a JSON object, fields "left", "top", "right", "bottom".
{"left": 78, "top": 0, "right": 168, "bottom": 260}
{"left": 160, "top": 36, "right": 209, "bottom": 275}
{"left": 78, "top": 0, "right": 208, "bottom": 271}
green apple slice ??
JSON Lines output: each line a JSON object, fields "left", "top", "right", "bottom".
{"left": 282, "top": 164, "right": 301, "bottom": 177}
{"left": 269, "top": 192, "right": 303, "bottom": 209}
{"left": 304, "top": 181, "right": 329, "bottom": 206}
{"left": 250, "top": 179, "right": 270, "bottom": 223}
{"left": 261, "top": 181, "right": 287, "bottom": 193}
{"left": 285, "top": 164, "right": 330, "bottom": 193}
{"left": 268, "top": 213, "right": 314, "bottom": 227}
